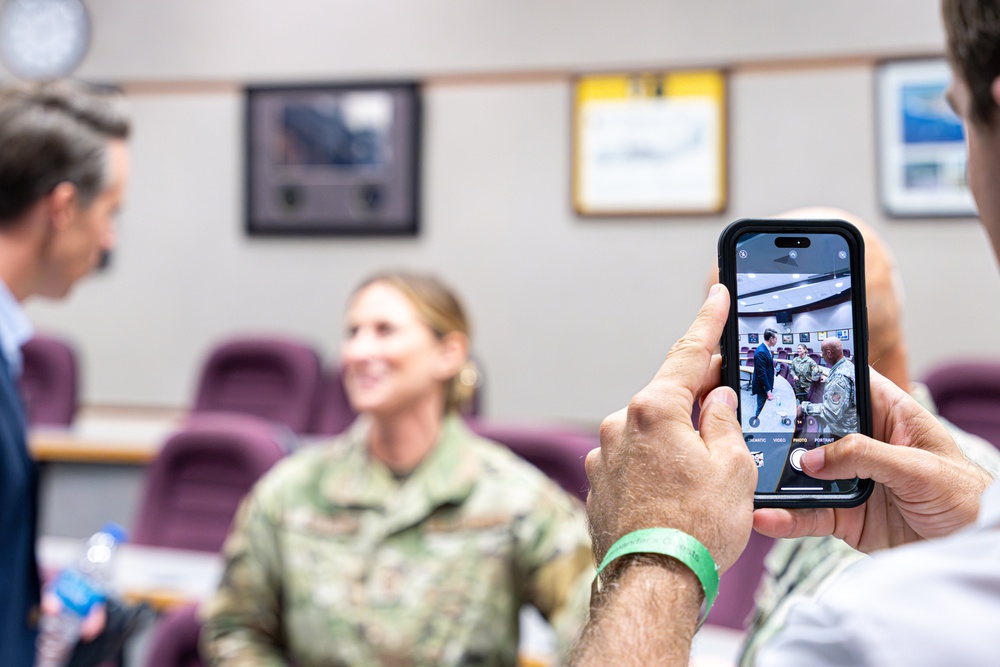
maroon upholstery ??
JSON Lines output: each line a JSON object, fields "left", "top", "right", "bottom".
{"left": 132, "top": 413, "right": 288, "bottom": 552}
{"left": 924, "top": 360, "right": 1000, "bottom": 449}
{"left": 193, "top": 336, "right": 321, "bottom": 433}
{"left": 467, "top": 420, "right": 596, "bottom": 503}
{"left": 706, "top": 531, "right": 775, "bottom": 630}
{"left": 144, "top": 604, "right": 204, "bottom": 667}
{"left": 20, "top": 334, "right": 78, "bottom": 426}
{"left": 306, "top": 364, "right": 357, "bottom": 436}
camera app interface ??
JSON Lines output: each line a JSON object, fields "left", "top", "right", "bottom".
{"left": 735, "top": 232, "right": 860, "bottom": 495}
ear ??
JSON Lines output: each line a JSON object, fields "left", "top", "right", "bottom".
{"left": 46, "top": 182, "right": 79, "bottom": 231}
{"left": 435, "top": 331, "right": 469, "bottom": 381}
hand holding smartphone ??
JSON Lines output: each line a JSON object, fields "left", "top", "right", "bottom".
{"left": 718, "top": 218, "right": 873, "bottom": 508}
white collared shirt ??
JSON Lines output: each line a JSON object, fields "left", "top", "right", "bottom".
{"left": 759, "top": 479, "right": 1000, "bottom": 666}
{"left": 0, "top": 279, "right": 33, "bottom": 378}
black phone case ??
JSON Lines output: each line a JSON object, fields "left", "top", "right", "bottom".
{"left": 718, "top": 218, "right": 874, "bottom": 508}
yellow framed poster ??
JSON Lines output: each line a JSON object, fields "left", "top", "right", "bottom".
{"left": 573, "top": 70, "right": 727, "bottom": 216}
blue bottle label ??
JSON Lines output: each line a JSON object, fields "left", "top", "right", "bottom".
{"left": 53, "top": 570, "right": 105, "bottom": 617}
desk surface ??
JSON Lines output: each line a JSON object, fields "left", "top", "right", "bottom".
{"left": 39, "top": 536, "right": 222, "bottom": 611}
{"left": 30, "top": 407, "right": 185, "bottom": 464}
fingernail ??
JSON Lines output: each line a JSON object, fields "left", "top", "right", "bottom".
{"left": 703, "top": 387, "right": 738, "bottom": 413}
{"left": 708, "top": 283, "right": 724, "bottom": 300}
{"left": 803, "top": 448, "right": 825, "bottom": 472}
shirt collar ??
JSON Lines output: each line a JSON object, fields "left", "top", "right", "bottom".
{"left": 320, "top": 413, "right": 480, "bottom": 512}
{"left": 0, "top": 279, "right": 33, "bottom": 377}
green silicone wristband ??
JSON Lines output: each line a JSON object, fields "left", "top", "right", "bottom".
{"left": 595, "top": 528, "right": 720, "bottom": 626}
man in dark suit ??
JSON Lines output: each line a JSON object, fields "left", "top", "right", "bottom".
{"left": 0, "top": 82, "right": 130, "bottom": 665}
{"left": 749, "top": 328, "right": 777, "bottom": 428}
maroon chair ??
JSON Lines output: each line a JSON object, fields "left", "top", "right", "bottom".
{"left": 706, "top": 531, "right": 775, "bottom": 630}
{"left": 924, "top": 360, "right": 1000, "bottom": 449}
{"left": 307, "top": 364, "right": 357, "bottom": 436}
{"left": 806, "top": 380, "right": 824, "bottom": 404}
{"left": 144, "top": 604, "right": 204, "bottom": 667}
{"left": 467, "top": 420, "right": 596, "bottom": 503}
{"left": 20, "top": 333, "right": 78, "bottom": 426}
{"left": 132, "top": 413, "right": 289, "bottom": 552}
{"left": 192, "top": 336, "right": 321, "bottom": 433}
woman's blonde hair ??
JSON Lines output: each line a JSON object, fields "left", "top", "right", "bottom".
{"left": 352, "top": 271, "right": 479, "bottom": 414}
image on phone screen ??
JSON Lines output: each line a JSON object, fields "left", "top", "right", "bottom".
{"left": 734, "top": 231, "right": 862, "bottom": 496}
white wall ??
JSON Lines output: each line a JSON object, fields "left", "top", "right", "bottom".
{"left": 20, "top": 1, "right": 1000, "bottom": 425}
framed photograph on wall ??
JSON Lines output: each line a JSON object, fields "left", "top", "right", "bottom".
{"left": 572, "top": 69, "right": 728, "bottom": 216}
{"left": 748, "top": 333, "right": 759, "bottom": 344}
{"left": 836, "top": 329, "right": 850, "bottom": 341}
{"left": 245, "top": 82, "right": 421, "bottom": 235}
{"left": 799, "top": 333, "right": 811, "bottom": 343}
{"left": 875, "top": 58, "right": 975, "bottom": 218}
{"left": 782, "top": 333, "right": 793, "bottom": 345}
{"left": 817, "top": 331, "right": 828, "bottom": 341}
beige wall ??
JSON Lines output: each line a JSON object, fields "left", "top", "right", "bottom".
{"left": 22, "top": 0, "right": 1000, "bottom": 425}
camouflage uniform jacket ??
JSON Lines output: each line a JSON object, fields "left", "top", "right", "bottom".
{"left": 787, "top": 355, "right": 819, "bottom": 397}
{"left": 201, "top": 415, "right": 594, "bottom": 667}
{"left": 803, "top": 357, "right": 857, "bottom": 438}
{"left": 739, "top": 383, "right": 1000, "bottom": 666}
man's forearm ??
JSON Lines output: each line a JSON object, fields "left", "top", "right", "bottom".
{"left": 571, "top": 558, "right": 703, "bottom": 667}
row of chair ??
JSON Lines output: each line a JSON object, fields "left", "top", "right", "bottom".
{"left": 133, "top": 414, "right": 595, "bottom": 555}
{"left": 23, "top": 333, "right": 482, "bottom": 436}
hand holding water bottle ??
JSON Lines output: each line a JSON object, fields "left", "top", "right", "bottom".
{"left": 36, "top": 523, "right": 126, "bottom": 667}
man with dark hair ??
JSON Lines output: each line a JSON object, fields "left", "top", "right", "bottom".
{"left": 571, "top": 1, "right": 1000, "bottom": 665}
{"left": 0, "top": 81, "right": 130, "bottom": 665}
{"left": 749, "top": 328, "right": 777, "bottom": 428}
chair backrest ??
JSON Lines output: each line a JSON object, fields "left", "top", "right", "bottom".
{"left": 144, "top": 604, "right": 204, "bottom": 667}
{"left": 20, "top": 334, "right": 78, "bottom": 426}
{"left": 706, "top": 531, "right": 775, "bottom": 630}
{"left": 193, "top": 336, "right": 321, "bottom": 433}
{"left": 467, "top": 420, "right": 596, "bottom": 503}
{"left": 132, "top": 413, "right": 288, "bottom": 552}
{"left": 307, "top": 365, "right": 357, "bottom": 436}
{"left": 924, "top": 360, "right": 1000, "bottom": 449}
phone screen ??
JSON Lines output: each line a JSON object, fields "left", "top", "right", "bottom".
{"left": 732, "top": 229, "right": 864, "bottom": 497}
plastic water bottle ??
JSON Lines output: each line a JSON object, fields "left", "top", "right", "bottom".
{"left": 36, "top": 523, "right": 127, "bottom": 667}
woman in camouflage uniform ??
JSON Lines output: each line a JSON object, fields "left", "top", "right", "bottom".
{"left": 202, "top": 272, "right": 593, "bottom": 667}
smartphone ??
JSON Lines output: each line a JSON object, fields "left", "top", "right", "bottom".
{"left": 717, "top": 218, "right": 873, "bottom": 508}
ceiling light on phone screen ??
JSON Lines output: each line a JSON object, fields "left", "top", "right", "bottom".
{"left": 748, "top": 273, "right": 756, "bottom": 279}
{"left": 805, "top": 295, "right": 812, "bottom": 300}
{"left": 792, "top": 273, "right": 800, "bottom": 279}
{"left": 835, "top": 282, "right": 843, "bottom": 288}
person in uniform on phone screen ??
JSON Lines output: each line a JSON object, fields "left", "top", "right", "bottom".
{"left": 800, "top": 338, "right": 857, "bottom": 439}
{"left": 788, "top": 344, "right": 820, "bottom": 404}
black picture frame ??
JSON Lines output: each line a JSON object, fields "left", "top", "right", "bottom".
{"left": 245, "top": 82, "right": 421, "bottom": 236}
{"left": 748, "top": 333, "right": 759, "bottom": 344}
{"left": 781, "top": 333, "right": 793, "bottom": 345}
{"left": 799, "top": 333, "right": 811, "bottom": 343}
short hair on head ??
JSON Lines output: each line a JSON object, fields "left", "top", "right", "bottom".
{"left": 763, "top": 328, "right": 778, "bottom": 343}
{"left": 351, "top": 271, "right": 476, "bottom": 414}
{"left": 0, "top": 81, "right": 131, "bottom": 227}
{"left": 943, "top": 0, "right": 1000, "bottom": 125}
